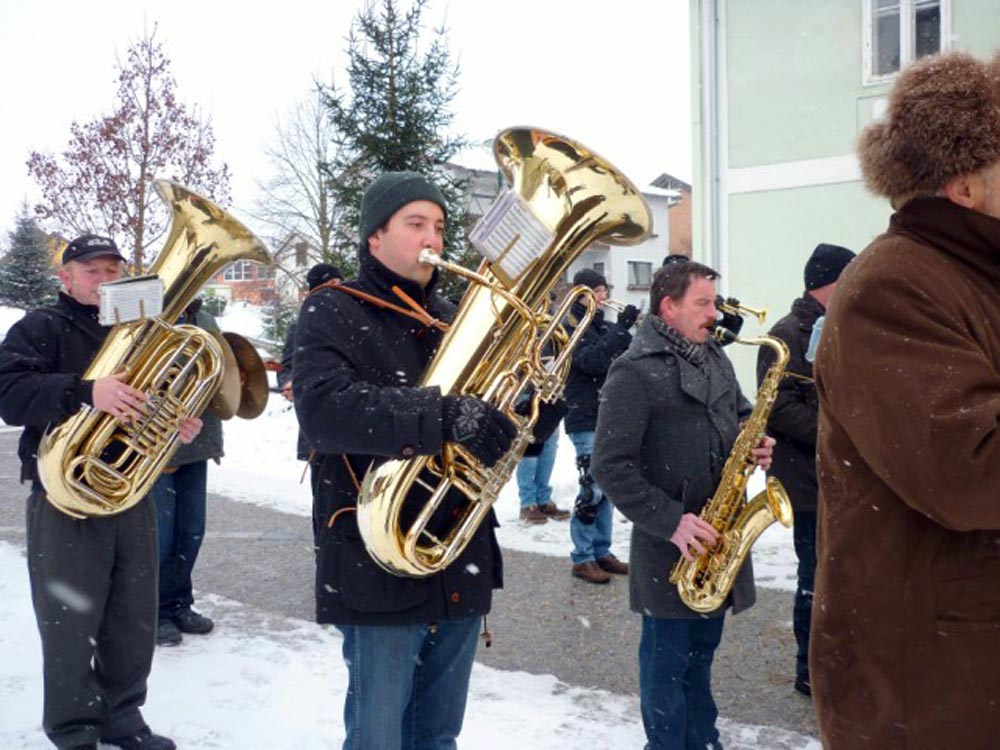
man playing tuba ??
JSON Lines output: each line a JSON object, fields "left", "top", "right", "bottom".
{"left": 292, "top": 171, "right": 516, "bottom": 749}
{"left": 0, "top": 234, "right": 201, "bottom": 750}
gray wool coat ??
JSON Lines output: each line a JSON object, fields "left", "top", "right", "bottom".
{"left": 592, "top": 316, "right": 755, "bottom": 619}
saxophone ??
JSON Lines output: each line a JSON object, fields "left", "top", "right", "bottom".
{"left": 668, "top": 329, "right": 794, "bottom": 613}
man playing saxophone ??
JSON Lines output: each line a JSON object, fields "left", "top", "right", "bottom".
{"left": 592, "top": 259, "right": 774, "bottom": 750}
{"left": 292, "top": 171, "right": 517, "bottom": 750}
{"left": 0, "top": 234, "right": 201, "bottom": 750}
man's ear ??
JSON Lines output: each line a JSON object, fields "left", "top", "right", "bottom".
{"left": 942, "top": 172, "right": 981, "bottom": 209}
{"left": 658, "top": 296, "right": 674, "bottom": 324}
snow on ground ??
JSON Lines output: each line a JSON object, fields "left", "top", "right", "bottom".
{"left": 0, "top": 543, "right": 818, "bottom": 750}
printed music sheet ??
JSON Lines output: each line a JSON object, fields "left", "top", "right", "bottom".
{"left": 99, "top": 275, "right": 165, "bottom": 325}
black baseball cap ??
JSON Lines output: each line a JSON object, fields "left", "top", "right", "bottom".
{"left": 62, "top": 234, "right": 126, "bottom": 264}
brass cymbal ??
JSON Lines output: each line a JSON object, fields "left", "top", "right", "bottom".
{"left": 221, "top": 331, "right": 269, "bottom": 419}
{"left": 207, "top": 331, "right": 241, "bottom": 420}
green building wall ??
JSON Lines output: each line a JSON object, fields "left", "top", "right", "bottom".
{"left": 691, "top": 0, "right": 1000, "bottom": 390}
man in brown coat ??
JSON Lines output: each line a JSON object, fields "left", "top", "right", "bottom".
{"left": 812, "top": 50, "right": 1000, "bottom": 750}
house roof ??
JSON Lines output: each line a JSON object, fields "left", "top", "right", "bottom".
{"left": 651, "top": 173, "right": 692, "bottom": 192}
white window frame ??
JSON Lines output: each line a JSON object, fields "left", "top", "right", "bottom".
{"left": 627, "top": 260, "right": 654, "bottom": 290}
{"left": 223, "top": 260, "right": 255, "bottom": 282}
{"left": 862, "top": 0, "right": 950, "bottom": 86}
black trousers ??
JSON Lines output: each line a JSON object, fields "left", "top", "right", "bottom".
{"left": 25, "top": 488, "right": 158, "bottom": 749}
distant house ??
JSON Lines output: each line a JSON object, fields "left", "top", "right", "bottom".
{"left": 564, "top": 186, "right": 676, "bottom": 314}
{"left": 202, "top": 231, "right": 325, "bottom": 307}
{"left": 688, "top": 0, "right": 995, "bottom": 387}
{"left": 652, "top": 173, "right": 692, "bottom": 257}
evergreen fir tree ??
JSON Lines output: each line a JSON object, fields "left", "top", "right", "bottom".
{"left": 260, "top": 295, "right": 298, "bottom": 347}
{"left": 0, "top": 207, "right": 59, "bottom": 310}
{"left": 321, "top": 0, "right": 475, "bottom": 298}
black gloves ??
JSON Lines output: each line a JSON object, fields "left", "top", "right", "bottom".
{"left": 715, "top": 296, "right": 744, "bottom": 342}
{"left": 573, "top": 454, "right": 601, "bottom": 525}
{"left": 442, "top": 395, "right": 518, "bottom": 468}
{"left": 617, "top": 304, "right": 640, "bottom": 331}
{"left": 521, "top": 399, "right": 567, "bottom": 457}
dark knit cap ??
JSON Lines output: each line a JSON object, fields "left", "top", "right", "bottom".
{"left": 358, "top": 171, "right": 447, "bottom": 251}
{"left": 804, "top": 243, "right": 855, "bottom": 291}
{"left": 572, "top": 268, "right": 608, "bottom": 290}
{"left": 62, "top": 234, "right": 126, "bottom": 264}
{"left": 306, "top": 263, "right": 343, "bottom": 291}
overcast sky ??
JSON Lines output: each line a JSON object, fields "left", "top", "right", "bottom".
{"left": 0, "top": 0, "right": 692, "bottom": 241}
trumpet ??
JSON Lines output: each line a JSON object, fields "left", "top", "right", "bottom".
{"left": 716, "top": 296, "right": 768, "bottom": 325}
{"left": 601, "top": 298, "right": 630, "bottom": 313}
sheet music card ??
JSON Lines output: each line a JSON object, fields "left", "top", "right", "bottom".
{"left": 469, "top": 190, "right": 554, "bottom": 284}
{"left": 99, "top": 275, "right": 165, "bottom": 326}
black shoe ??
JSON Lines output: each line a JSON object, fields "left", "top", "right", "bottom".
{"left": 172, "top": 608, "right": 214, "bottom": 635}
{"left": 794, "top": 677, "right": 812, "bottom": 697}
{"left": 69, "top": 745, "right": 98, "bottom": 749}
{"left": 104, "top": 727, "right": 176, "bottom": 749}
{"left": 155, "top": 618, "right": 182, "bottom": 647}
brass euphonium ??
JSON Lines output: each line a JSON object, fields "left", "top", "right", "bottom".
{"left": 668, "top": 327, "right": 795, "bottom": 612}
{"left": 38, "top": 180, "right": 272, "bottom": 518}
{"left": 357, "top": 126, "right": 652, "bottom": 577}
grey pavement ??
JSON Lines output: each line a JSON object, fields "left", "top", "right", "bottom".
{"left": 0, "top": 427, "right": 818, "bottom": 743}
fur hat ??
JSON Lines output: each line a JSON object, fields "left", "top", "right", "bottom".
{"left": 358, "top": 171, "right": 447, "bottom": 251}
{"left": 804, "top": 243, "right": 855, "bottom": 290}
{"left": 572, "top": 268, "right": 608, "bottom": 290}
{"left": 857, "top": 51, "right": 1000, "bottom": 203}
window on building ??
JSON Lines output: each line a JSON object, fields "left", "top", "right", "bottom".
{"left": 592, "top": 262, "right": 605, "bottom": 277}
{"left": 865, "top": 0, "right": 946, "bottom": 83}
{"left": 223, "top": 260, "right": 255, "bottom": 281}
{"left": 627, "top": 261, "right": 653, "bottom": 289}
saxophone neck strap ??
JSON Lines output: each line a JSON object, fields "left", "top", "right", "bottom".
{"left": 311, "top": 279, "right": 450, "bottom": 333}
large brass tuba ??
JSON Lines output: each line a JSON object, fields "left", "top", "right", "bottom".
{"left": 357, "top": 126, "right": 652, "bottom": 577}
{"left": 38, "top": 180, "right": 272, "bottom": 518}
{"left": 668, "top": 329, "right": 795, "bottom": 612}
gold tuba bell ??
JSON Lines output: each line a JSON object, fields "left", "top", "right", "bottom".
{"left": 38, "top": 180, "right": 272, "bottom": 518}
{"left": 357, "top": 126, "right": 652, "bottom": 577}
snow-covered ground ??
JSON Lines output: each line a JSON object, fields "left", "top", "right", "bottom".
{"left": 0, "top": 303, "right": 814, "bottom": 749}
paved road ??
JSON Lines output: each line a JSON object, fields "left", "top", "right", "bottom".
{"left": 0, "top": 427, "right": 819, "bottom": 743}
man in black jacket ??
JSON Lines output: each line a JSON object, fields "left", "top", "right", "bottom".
{"left": 565, "top": 268, "right": 638, "bottom": 584}
{"left": 0, "top": 234, "right": 202, "bottom": 750}
{"left": 756, "top": 241, "right": 854, "bottom": 698}
{"left": 293, "top": 171, "right": 516, "bottom": 749}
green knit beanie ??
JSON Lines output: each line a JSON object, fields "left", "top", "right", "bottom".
{"left": 358, "top": 171, "right": 448, "bottom": 252}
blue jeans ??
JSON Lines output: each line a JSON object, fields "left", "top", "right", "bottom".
{"left": 335, "top": 617, "right": 480, "bottom": 750}
{"left": 568, "top": 431, "right": 613, "bottom": 563}
{"left": 515, "top": 429, "right": 559, "bottom": 508}
{"left": 152, "top": 460, "right": 208, "bottom": 618}
{"left": 792, "top": 510, "right": 817, "bottom": 685}
{"left": 639, "top": 614, "right": 726, "bottom": 750}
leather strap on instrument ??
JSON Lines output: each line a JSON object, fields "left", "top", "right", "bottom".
{"left": 310, "top": 279, "right": 450, "bottom": 333}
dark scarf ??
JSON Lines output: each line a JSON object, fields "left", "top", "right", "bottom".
{"left": 650, "top": 315, "right": 708, "bottom": 368}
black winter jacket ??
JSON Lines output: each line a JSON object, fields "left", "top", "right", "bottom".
{"left": 756, "top": 293, "right": 822, "bottom": 512}
{"left": 563, "top": 303, "right": 631, "bottom": 434}
{"left": 293, "top": 251, "right": 503, "bottom": 626}
{"left": 0, "top": 294, "right": 107, "bottom": 484}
